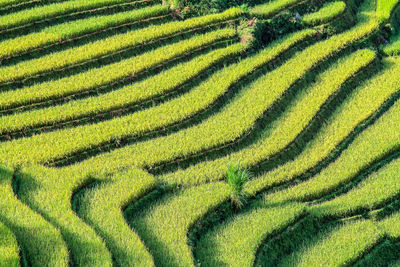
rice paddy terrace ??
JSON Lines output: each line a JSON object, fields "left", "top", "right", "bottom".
{"left": 0, "top": 0, "right": 400, "bottom": 266}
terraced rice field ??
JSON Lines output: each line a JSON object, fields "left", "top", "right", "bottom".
{"left": 0, "top": 0, "right": 400, "bottom": 266}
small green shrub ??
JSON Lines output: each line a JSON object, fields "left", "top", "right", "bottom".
{"left": 226, "top": 160, "right": 250, "bottom": 208}
{"left": 237, "top": 18, "right": 272, "bottom": 48}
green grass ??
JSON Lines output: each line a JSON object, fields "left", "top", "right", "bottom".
{"left": 312, "top": 156, "right": 400, "bottom": 218}
{"left": 63, "top": 3, "right": 378, "bottom": 174}
{"left": 1, "top": 0, "right": 399, "bottom": 264}
{"left": 129, "top": 182, "right": 231, "bottom": 267}
{"left": 226, "top": 160, "right": 250, "bottom": 208}
{"left": 161, "top": 48, "right": 376, "bottom": 187}
{"left": 0, "top": 4, "right": 169, "bottom": 58}
{"left": 0, "top": 28, "right": 237, "bottom": 117}
{"left": 384, "top": 33, "right": 400, "bottom": 56}
{"left": 17, "top": 165, "right": 112, "bottom": 266}
{"left": 377, "top": 0, "right": 399, "bottom": 22}
{"left": 250, "top": 0, "right": 302, "bottom": 18}
{"left": 266, "top": 87, "right": 400, "bottom": 203}
{"left": 0, "top": 222, "right": 20, "bottom": 267}
{"left": 381, "top": 212, "right": 400, "bottom": 239}
{"left": 196, "top": 202, "right": 305, "bottom": 266}
{"left": 279, "top": 220, "right": 382, "bottom": 266}
{"left": 0, "top": 0, "right": 32, "bottom": 8}
{"left": 76, "top": 168, "right": 156, "bottom": 266}
{"left": 0, "top": 166, "right": 69, "bottom": 266}
{"left": 0, "top": 29, "right": 314, "bottom": 166}
{"left": 0, "top": 7, "right": 242, "bottom": 83}
{"left": 245, "top": 57, "right": 400, "bottom": 196}
{"left": 302, "top": 1, "right": 346, "bottom": 26}
{"left": 0, "top": 40, "right": 245, "bottom": 132}
{"left": 0, "top": 0, "right": 150, "bottom": 29}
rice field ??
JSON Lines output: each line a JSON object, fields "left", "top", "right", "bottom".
{"left": 0, "top": 0, "right": 399, "bottom": 266}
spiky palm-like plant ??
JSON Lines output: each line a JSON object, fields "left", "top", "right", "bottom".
{"left": 226, "top": 160, "right": 250, "bottom": 209}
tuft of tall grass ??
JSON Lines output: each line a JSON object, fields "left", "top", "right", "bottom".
{"left": 226, "top": 160, "right": 250, "bottom": 208}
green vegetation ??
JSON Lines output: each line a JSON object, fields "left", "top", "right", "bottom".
{"left": 280, "top": 220, "right": 382, "bottom": 266}
{"left": 377, "top": 0, "right": 399, "bottom": 22}
{"left": 196, "top": 202, "right": 305, "bottom": 266}
{"left": 0, "top": 222, "right": 19, "bottom": 267}
{"left": 76, "top": 168, "right": 156, "bottom": 266}
{"left": 0, "top": 7, "right": 242, "bottom": 83}
{"left": 1, "top": 0, "right": 400, "bottom": 265}
{"left": 266, "top": 90, "right": 400, "bottom": 203}
{"left": 161, "top": 48, "right": 376, "bottom": 187}
{"left": 0, "top": 5, "right": 169, "bottom": 58}
{"left": 0, "top": 0, "right": 31, "bottom": 8}
{"left": 59, "top": 2, "right": 378, "bottom": 174}
{"left": 312, "top": 155, "right": 400, "bottom": 218}
{"left": 0, "top": 0, "right": 146, "bottom": 29}
{"left": 16, "top": 166, "right": 113, "bottom": 266}
{"left": 226, "top": 160, "right": 249, "bottom": 208}
{"left": 302, "top": 1, "right": 346, "bottom": 26}
{"left": 0, "top": 41, "right": 246, "bottom": 131}
{"left": 384, "top": 33, "right": 400, "bottom": 56}
{"left": 166, "top": 0, "right": 255, "bottom": 14}
{"left": 129, "top": 182, "right": 231, "bottom": 266}
{"left": 381, "top": 212, "right": 400, "bottom": 239}
{"left": 250, "top": 0, "right": 301, "bottom": 18}
{"left": 0, "top": 29, "right": 314, "bottom": 166}
{"left": 245, "top": 57, "right": 400, "bottom": 196}
{"left": 0, "top": 166, "right": 69, "bottom": 266}
{"left": 0, "top": 28, "right": 237, "bottom": 112}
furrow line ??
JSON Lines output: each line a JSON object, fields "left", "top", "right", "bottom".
{"left": 43, "top": 3, "right": 378, "bottom": 175}
{"left": 265, "top": 79, "right": 400, "bottom": 204}
{"left": 0, "top": 29, "right": 315, "bottom": 167}
{"left": 73, "top": 168, "right": 157, "bottom": 266}
{"left": 15, "top": 165, "right": 114, "bottom": 266}
{"left": 0, "top": 8, "right": 242, "bottom": 85}
{"left": 0, "top": 28, "right": 236, "bottom": 113}
{"left": 0, "top": 19, "right": 239, "bottom": 88}
{"left": 244, "top": 59, "right": 400, "bottom": 197}
{"left": 0, "top": 4, "right": 170, "bottom": 61}
{"left": 0, "top": 41, "right": 246, "bottom": 140}
{"left": 0, "top": 36, "right": 236, "bottom": 117}
{"left": 0, "top": 166, "right": 70, "bottom": 266}
{"left": 157, "top": 46, "right": 378, "bottom": 182}
{"left": 0, "top": 0, "right": 156, "bottom": 31}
